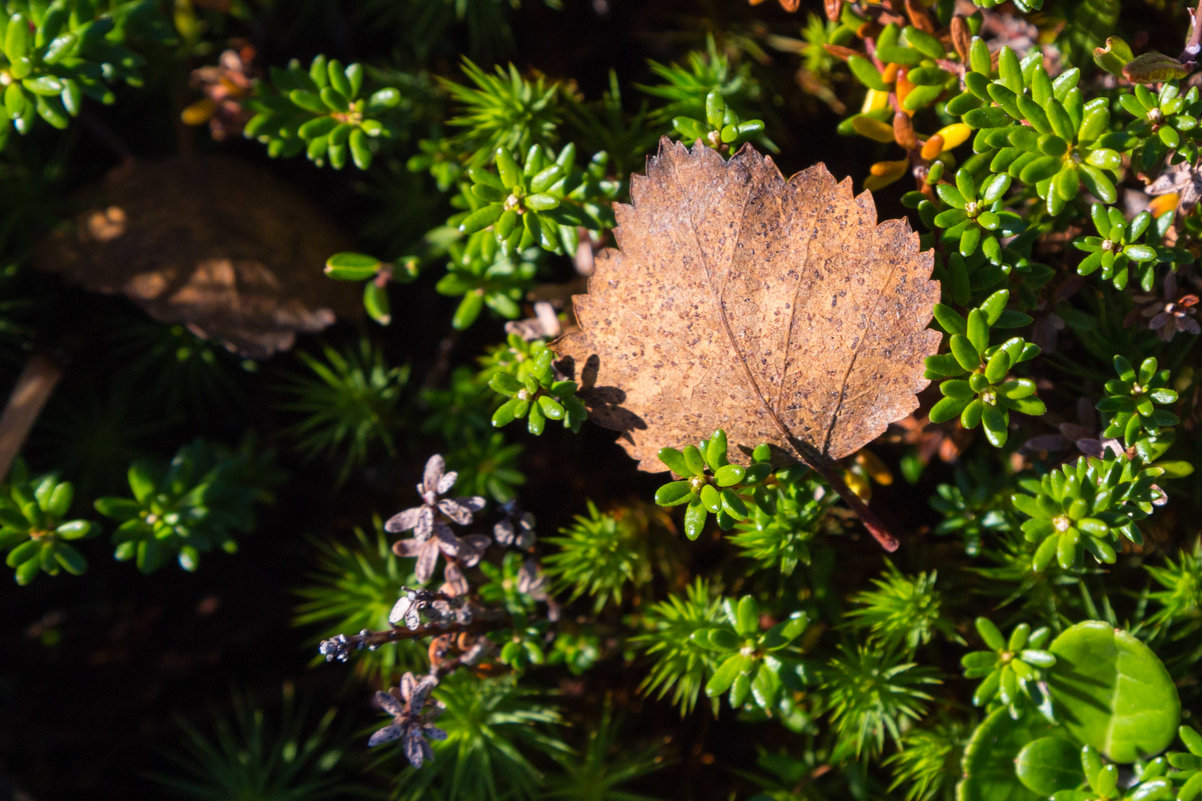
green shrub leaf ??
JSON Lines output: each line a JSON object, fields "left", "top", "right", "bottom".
{"left": 1015, "top": 737, "right": 1083, "bottom": 794}
{"left": 1046, "top": 621, "right": 1180, "bottom": 762}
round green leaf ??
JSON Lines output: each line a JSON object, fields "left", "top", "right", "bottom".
{"left": 14, "top": 554, "right": 40, "bottom": 584}
{"left": 714, "top": 463, "right": 745, "bottom": 487}
{"left": 42, "top": 32, "right": 78, "bottom": 64}
{"left": 22, "top": 74, "right": 63, "bottom": 96}
{"left": 55, "top": 520, "right": 94, "bottom": 540}
{"left": 704, "top": 430, "right": 728, "bottom": 470}
{"left": 94, "top": 497, "right": 142, "bottom": 519}
{"left": 959, "top": 708, "right": 1055, "bottom": 801}
{"left": 459, "top": 204, "right": 504, "bottom": 234}
{"left": 45, "top": 482, "right": 72, "bottom": 517}
{"left": 965, "top": 106, "right": 1011, "bottom": 129}
{"left": 298, "top": 115, "right": 339, "bottom": 140}
{"left": 975, "top": 617, "right": 1006, "bottom": 650}
{"left": 847, "top": 55, "right": 888, "bottom": 91}
{"left": 751, "top": 662, "right": 782, "bottom": 709}
{"left": 1046, "top": 621, "right": 1180, "bottom": 762}
{"left": 930, "top": 395, "right": 969, "bottom": 423}
{"left": 972, "top": 669, "right": 1001, "bottom": 706}
{"left": 719, "top": 489, "right": 747, "bottom": 520}
{"left": 1015, "top": 737, "right": 1083, "bottom": 795}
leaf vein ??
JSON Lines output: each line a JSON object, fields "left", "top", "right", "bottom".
{"left": 669, "top": 153, "right": 795, "bottom": 448}
{"left": 821, "top": 249, "right": 901, "bottom": 456}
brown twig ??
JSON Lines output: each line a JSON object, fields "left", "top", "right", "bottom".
{"left": 0, "top": 350, "right": 64, "bottom": 483}
{"left": 790, "top": 438, "right": 900, "bottom": 551}
{"left": 319, "top": 607, "right": 510, "bottom": 662}
{"left": 1182, "top": 0, "right": 1202, "bottom": 64}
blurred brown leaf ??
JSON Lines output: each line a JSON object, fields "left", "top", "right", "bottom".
{"left": 36, "top": 155, "right": 359, "bottom": 358}
{"left": 749, "top": 0, "right": 800, "bottom": 10}
{"left": 554, "top": 138, "right": 940, "bottom": 547}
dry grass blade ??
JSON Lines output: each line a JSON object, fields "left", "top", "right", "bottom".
{"left": 553, "top": 138, "right": 940, "bottom": 549}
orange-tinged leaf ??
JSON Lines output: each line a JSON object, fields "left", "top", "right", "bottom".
{"left": 864, "top": 159, "right": 908, "bottom": 191}
{"left": 856, "top": 449, "right": 893, "bottom": 485}
{"left": 920, "top": 134, "right": 944, "bottom": 161}
{"left": 1148, "top": 192, "right": 1179, "bottom": 216}
{"left": 895, "top": 72, "right": 916, "bottom": 112}
{"left": 553, "top": 139, "right": 940, "bottom": 549}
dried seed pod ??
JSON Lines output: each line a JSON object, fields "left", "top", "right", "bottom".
{"left": 904, "top": 0, "right": 935, "bottom": 32}
{"left": 950, "top": 16, "right": 972, "bottom": 61}
{"left": 893, "top": 111, "right": 918, "bottom": 149}
{"left": 824, "top": 0, "right": 844, "bottom": 21}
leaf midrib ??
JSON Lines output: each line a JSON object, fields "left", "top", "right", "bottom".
{"left": 668, "top": 154, "right": 797, "bottom": 451}
{"left": 671, "top": 155, "right": 899, "bottom": 461}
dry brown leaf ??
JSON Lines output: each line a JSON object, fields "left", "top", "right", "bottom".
{"left": 553, "top": 138, "right": 940, "bottom": 549}
{"left": 36, "top": 155, "right": 359, "bottom": 358}
{"left": 749, "top": 0, "right": 801, "bottom": 10}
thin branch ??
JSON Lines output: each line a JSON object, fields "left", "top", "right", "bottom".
{"left": 318, "top": 609, "right": 509, "bottom": 663}
{"left": 789, "top": 437, "right": 901, "bottom": 551}
{"left": 1182, "top": 0, "right": 1202, "bottom": 63}
{"left": 0, "top": 350, "right": 64, "bottom": 483}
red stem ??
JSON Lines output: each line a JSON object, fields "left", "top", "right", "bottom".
{"left": 789, "top": 439, "right": 901, "bottom": 552}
